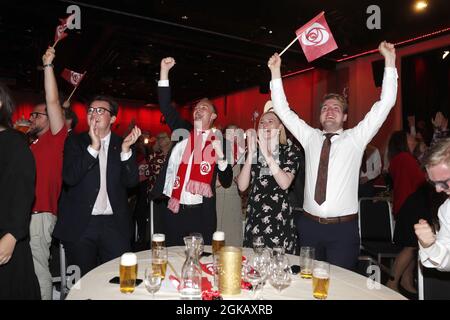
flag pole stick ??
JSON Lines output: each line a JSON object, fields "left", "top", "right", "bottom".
{"left": 65, "top": 86, "right": 78, "bottom": 104}
{"left": 279, "top": 34, "right": 301, "bottom": 57}
{"left": 51, "top": 39, "right": 60, "bottom": 49}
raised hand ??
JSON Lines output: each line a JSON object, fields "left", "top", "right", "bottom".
{"left": 267, "top": 53, "right": 282, "bottom": 79}
{"left": 160, "top": 57, "right": 176, "bottom": 80}
{"left": 88, "top": 117, "right": 101, "bottom": 151}
{"left": 42, "top": 47, "right": 56, "bottom": 65}
{"left": 122, "top": 125, "right": 142, "bottom": 153}
{"left": 378, "top": 41, "right": 396, "bottom": 67}
{"left": 414, "top": 219, "right": 436, "bottom": 248}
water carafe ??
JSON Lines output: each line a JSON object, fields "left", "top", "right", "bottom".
{"left": 179, "top": 235, "right": 202, "bottom": 299}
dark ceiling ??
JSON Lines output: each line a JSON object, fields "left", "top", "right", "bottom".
{"left": 1, "top": 0, "right": 449, "bottom": 105}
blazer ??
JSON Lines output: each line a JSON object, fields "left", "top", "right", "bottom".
{"left": 150, "top": 85, "right": 233, "bottom": 206}
{"left": 53, "top": 131, "right": 139, "bottom": 242}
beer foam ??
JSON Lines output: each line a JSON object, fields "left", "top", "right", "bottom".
{"left": 152, "top": 233, "right": 165, "bottom": 242}
{"left": 312, "top": 269, "right": 329, "bottom": 279}
{"left": 121, "top": 253, "right": 137, "bottom": 266}
{"left": 213, "top": 231, "right": 225, "bottom": 241}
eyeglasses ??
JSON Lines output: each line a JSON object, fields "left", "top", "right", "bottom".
{"left": 87, "top": 107, "right": 112, "bottom": 115}
{"left": 428, "top": 177, "right": 450, "bottom": 190}
{"left": 29, "top": 112, "right": 48, "bottom": 119}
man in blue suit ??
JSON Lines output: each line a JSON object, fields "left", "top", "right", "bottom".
{"left": 54, "top": 96, "right": 141, "bottom": 276}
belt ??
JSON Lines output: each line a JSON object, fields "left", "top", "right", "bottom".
{"left": 32, "top": 211, "right": 50, "bottom": 214}
{"left": 303, "top": 211, "right": 358, "bottom": 224}
{"left": 179, "top": 203, "right": 203, "bottom": 210}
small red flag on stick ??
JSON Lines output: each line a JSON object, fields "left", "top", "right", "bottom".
{"left": 61, "top": 68, "right": 86, "bottom": 104}
{"left": 279, "top": 12, "right": 338, "bottom": 62}
{"left": 52, "top": 13, "right": 76, "bottom": 48}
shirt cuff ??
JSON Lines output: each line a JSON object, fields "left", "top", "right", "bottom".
{"left": 158, "top": 80, "right": 169, "bottom": 87}
{"left": 217, "top": 159, "right": 228, "bottom": 171}
{"left": 121, "top": 150, "right": 132, "bottom": 161}
{"left": 87, "top": 145, "right": 99, "bottom": 158}
{"left": 420, "top": 242, "right": 444, "bottom": 263}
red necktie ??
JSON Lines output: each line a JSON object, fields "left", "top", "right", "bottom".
{"left": 314, "top": 133, "right": 337, "bottom": 205}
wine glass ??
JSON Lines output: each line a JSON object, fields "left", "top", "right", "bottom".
{"left": 243, "top": 254, "right": 269, "bottom": 299}
{"left": 144, "top": 266, "right": 162, "bottom": 299}
{"left": 269, "top": 268, "right": 291, "bottom": 293}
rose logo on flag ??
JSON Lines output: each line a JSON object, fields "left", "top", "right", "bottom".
{"left": 173, "top": 176, "right": 181, "bottom": 189}
{"left": 71, "top": 72, "right": 82, "bottom": 85}
{"left": 301, "top": 23, "right": 330, "bottom": 46}
{"left": 200, "top": 161, "right": 211, "bottom": 175}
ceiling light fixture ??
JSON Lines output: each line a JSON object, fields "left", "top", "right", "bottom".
{"left": 443, "top": 51, "right": 449, "bottom": 59}
{"left": 415, "top": 1, "right": 428, "bottom": 11}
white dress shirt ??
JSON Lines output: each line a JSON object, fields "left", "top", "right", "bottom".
{"left": 87, "top": 132, "right": 132, "bottom": 215}
{"left": 270, "top": 67, "right": 398, "bottom": 217}
{"left": 419, "top": 199, "right": 450, "bottom": 271}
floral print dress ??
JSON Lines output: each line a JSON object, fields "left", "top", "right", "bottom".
{"left": 243, "top": 140, "right": 301, "bottom": 254}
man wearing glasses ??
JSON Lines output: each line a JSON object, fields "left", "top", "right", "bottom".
{"left": 53, "top": 95, "right": 141, "bottom": 276}
{"left": 415, "top": 138, "right": 450, "bottom": 271}
{"left": 27, "top": 47, "right": 68, "bottom": 300}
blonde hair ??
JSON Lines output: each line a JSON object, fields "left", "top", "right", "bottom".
{"left": 422, "top": 138, "right": 450, "bottom": 169}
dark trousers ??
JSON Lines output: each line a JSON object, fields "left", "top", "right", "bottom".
{"left": 296, "top": 213, "right": 360, "bottom": 271}
{"left": 63, "top": 216, "right": 130, "bottom": 276}
{"left": 162, "top": 203, "right": 216, "bottom": 246}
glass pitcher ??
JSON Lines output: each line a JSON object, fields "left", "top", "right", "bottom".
{"left": 179, "top": 235, "right": 202, "bottom": 300}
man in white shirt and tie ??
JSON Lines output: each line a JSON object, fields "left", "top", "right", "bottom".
{"left": 415, "top": 138, "right": 450, "bottom": 271}
{"left": 54, "top": 96, "right": 141, "bottom": 276}
{"left": 267, "top": 41, "right": 397, "bottom": 270}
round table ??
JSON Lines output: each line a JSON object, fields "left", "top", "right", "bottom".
{"left": 66, "top": 246, "right": 406, "bottom": 300}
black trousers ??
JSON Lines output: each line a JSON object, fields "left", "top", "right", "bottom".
{"left": 162, "top": 203, "right": 216, "bottom": 247}
{"left": 63, "top": 215, "right": 130, "bottom": 276}
{"left": 296, "top": 213, "right": 360, "bottom": 271}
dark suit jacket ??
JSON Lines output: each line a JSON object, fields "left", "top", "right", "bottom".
{"left": 54, "top": 132, "right": 139, "bottom": 242}
{"left": 151, "top": 85, "right": 232, "bottom": 205}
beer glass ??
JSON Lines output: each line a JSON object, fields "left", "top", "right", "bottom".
{"left": 212, "top": 231, "right": 225, "bottom": 256}
{"left": 152, "top": 246, "right": 168, "bottom": 279}
{"left": 312, "top": 260, "right": 330, "bottom": 299}
{"left": 299, "top": 247, "right": 315, "bottom": 279}
{"left": 120, "top": 252, "right": 138, "bottom": 294}
{"left": 152, "top": 233, "right": 165, "bottom": 249}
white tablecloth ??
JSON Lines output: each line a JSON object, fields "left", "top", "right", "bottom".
{"left": 66, "top": 246, "right": 406, "bottom": 300}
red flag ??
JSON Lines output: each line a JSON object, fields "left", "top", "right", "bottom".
{"left": 61, "top": 68, "right": 86, "bottom": 87}
{"left": 54, "top": 13, "right": 76, "bottom": 43}
{"left": 295, "top": 12, "right": 338, "bottom": 62}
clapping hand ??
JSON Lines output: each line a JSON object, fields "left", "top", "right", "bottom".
{"left": 122, "top": 125, "right": 142, "bottom": 153}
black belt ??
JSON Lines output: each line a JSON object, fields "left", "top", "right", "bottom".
{"left": 303, "top": 211, "right": 358, "bottom": 224}
{"left": 179, "top": 203, "right": 203, "bottom": 210}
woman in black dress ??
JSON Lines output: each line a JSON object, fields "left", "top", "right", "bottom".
{"left": 0, "top": 84, "right": 40, "bottom": 299}
{"left": 237, "top": 102, "right": 301, "bottom": 254}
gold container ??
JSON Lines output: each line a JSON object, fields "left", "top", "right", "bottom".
{"left": 218, "top": 246, "right": 242, "bottom": 296}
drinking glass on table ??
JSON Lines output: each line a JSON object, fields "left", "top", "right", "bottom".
{"left": 269, "top": 267, "right": 291, "bottom": 293}
{"left": 144, "top": 266, "right": 162, "bottom": 299}
{"left": 152, "top": 246, "right": 168, "bottom": 279}
{"left": 119, "top": 252, "right": 137, "bottom": 294}
{"left": 312, "top": 260, "right": 330, "bottom": 299}
{"left": 299, "top": 246, "right": 315, "bottom": 279}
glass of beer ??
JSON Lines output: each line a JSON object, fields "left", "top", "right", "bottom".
{"left": 312, "top": 260, "right": 330, "bottom": 299}
{"left": 212, "top": 231, "right": 225, "bottom": 256}
{"left": 152, "top": 233, "right": 165, "bottom": 249}
{"left": 120, "top": 252, "right": 138, "bottom": 294}
{"left": 152, "top": 246, "right": 168, "bottom": 279}
{"left": 299, "top": 246, "right": 315, "bottom": 279}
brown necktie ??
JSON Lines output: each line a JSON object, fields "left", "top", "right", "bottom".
{"left": 314, "top": 133, "right": 337, "bottom": 205}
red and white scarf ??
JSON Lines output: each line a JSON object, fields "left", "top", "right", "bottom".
{"left": 167, "top": 130, "right": 217, "bottom": 213}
